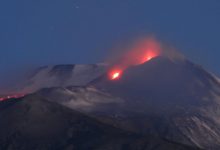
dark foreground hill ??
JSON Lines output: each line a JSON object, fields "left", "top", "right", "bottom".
{"left": 0, "top": 95, "right": 195, "bottom": 150}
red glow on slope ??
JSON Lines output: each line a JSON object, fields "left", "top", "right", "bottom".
{"left": 0, "top": 94, "right": 25, "bottom": 101}
{"left": 122, "top": 38, "right": 161, "bottom": 66}
{"left": 138, "top": 50, "right": 159, "bottom": 65}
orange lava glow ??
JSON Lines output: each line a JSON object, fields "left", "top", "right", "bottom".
{"left": 144, "top": 50, "right": 159, "bottom": 63}
{"left": 112, "top": 72, "right": 120, "bottom": 79}
{"left": 138, "top": 50, "right": 159, "bottom": 65}
{"left": 109, "top": 70, "right": 122, "bottom": 80}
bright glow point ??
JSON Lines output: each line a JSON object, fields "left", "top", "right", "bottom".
{"left": 147, "top": 56, "right": 152, "bottom": 61}
{"left": 112, "top": 72, "right": 120, "bottom": 80}
{"left": 108, "top": 69, "right": 122, "bottom": 80}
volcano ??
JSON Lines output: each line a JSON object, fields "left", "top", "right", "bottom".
{"left": 35, "top": 56, "right": 220, "bottom": 149}
{"left": 1, "top": 55, "right": 220, "bottom": 149}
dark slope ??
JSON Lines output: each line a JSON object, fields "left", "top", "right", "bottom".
{"left": 91, "top": 56, "right": 220, "bottom": 149}
{"left": 94, "top": 56, "right": 220, "bottom": 110}
{"left": 0, "top": 95, "right": 194, "bottom": 150}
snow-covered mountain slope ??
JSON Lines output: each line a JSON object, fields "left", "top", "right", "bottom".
{"left": 16, "top": 64, "right": 107, "bottom": 93}
{"left": 38, "top": 86, "right": 124, "bottom": 113}
{"left": 36, "top": 56, "right": 220, "bottom": 149}
{"left": 0, "top": 95, "right": 194, "bottom": 150}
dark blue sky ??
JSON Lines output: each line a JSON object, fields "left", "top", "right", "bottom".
{"left": 0, "top": 0, "right": 220, "bottom": 80}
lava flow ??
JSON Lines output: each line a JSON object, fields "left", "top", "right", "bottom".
{"left": 0, "top": 94, "right": 25, "bottom": 101}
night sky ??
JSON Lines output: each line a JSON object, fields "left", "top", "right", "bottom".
{"left": 0, "top": 0, "right": 220, "bottom": 82}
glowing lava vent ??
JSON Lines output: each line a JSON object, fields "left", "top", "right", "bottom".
{"left": 109, "top": 70, "right": 122, "bottom": 80}
{"left": 112, "top": 72, "right": 120, "bottom": 80}
{"left": 140, "top": 50, "right": 159, "bottom": 64}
